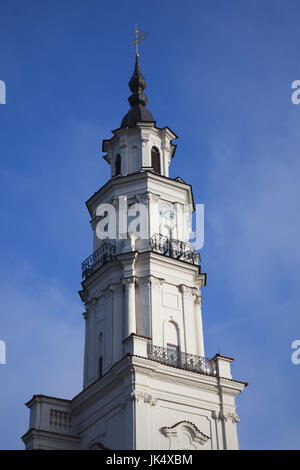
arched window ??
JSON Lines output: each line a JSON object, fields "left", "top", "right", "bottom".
{"left": 151, "top": 146, "right": 161, "bottom": 174}
{"left": 165, "top": 321, "right": 179, "bottom": 348}
{"left": 165, "top": 321, "right": 180, "bottom": 365}
{"left": 114, "top": 154, "right": 121, "bottom": 176}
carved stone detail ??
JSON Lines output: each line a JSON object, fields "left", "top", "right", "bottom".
{"left": 148, "top": 193, "right": 160, "bottom": 204}
{"left": 102, "top": 289, "right": 112, "bottom": 300}
{"left": 50, "top": 409, "right": 72, "bottom": 429}
{"left": 122, "top": 276, "right": 136, "bottom": 288}
{"left": 151, "top": 276, "right": 164, "bottom": 289}
{"left": 180, "top": 284, "right": 195, "bottom": 298}
{"left": 130, "top": 391, "right": 157, "bottom": 406}
{"left": 136, "top": 192, "right": 150, "bottom": 205}
{"left": 133, "top": 366, "right": 243, "bottom": 397}
{"left": 110, "top": 198, "right": 118, "bottom": 209}
{"left": 85, "top": 297, "right": 98, "bottom": 313}
{"left": 109, "top": 283, "right": 123, "bottom": 294}
{"left": 82, "top": 311, "right": 88, "bottom": 320}
{"left": 161, "top": 421, "right": 210, "bottom": 450}
{"left": 136, "top": 275, "right": 164, "bottom": 289}
{"left": 194, "top": 293, "right": 202, "bottom": 305}
{"left": 219, "top": 411, "right": 240, "bottom": 423}
{"left": 212, "top": 410, "right": 239, "bottom": 423}
{"left": 143, "top": 394, "right": 157, "bottom": 407}
{"left": 79, "top": 288, "right": 89, "bottom": 303}
{"left": 137, "top": 276, "right": 152, "bottom": 289}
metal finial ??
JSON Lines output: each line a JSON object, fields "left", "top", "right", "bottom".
{"left": 130, "top": 25, "right": 149, "bottom": 58}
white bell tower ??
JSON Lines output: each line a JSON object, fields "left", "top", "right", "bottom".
{"left": 23, "top": 55, "right": 247, "bottom": 451}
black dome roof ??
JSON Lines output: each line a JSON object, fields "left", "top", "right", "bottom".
{"left": 121, "top": 105, "right": 154, "bottom": 128}
{"left": 121, "top": 57, "right": 154, "bottom": 128}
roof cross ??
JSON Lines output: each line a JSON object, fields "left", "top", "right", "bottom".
{"left": 130, "top": 25, "right": 149, "bottom": 57}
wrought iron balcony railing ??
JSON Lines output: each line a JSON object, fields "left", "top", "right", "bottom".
{"left": 150, "top": 234, "right": 200, "bottom": 265}
{"left": 81, "top": 241, "right": 116, "bottom": 278}
{"left": 82, "top": 234, "right": 199, "bottom": 278}
{"left": 147, "top": 342, "right": 217, "bottom": 377}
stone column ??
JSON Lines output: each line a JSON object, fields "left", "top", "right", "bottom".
{"left": 103, "top": 289, "right": 113, "bottom": 370}
{"left": 86, "top": 298, "right": 97, "bottom": 383}
{"left": 136, "top": 193, "right": 150, "bottom": 251}
{"left": 123, "top": 276, "right": 136, "bottom": 339}
{"left": 180, "top": 285, "right": 197, "bottom": 355}
{"left": 161, "top": 131, "right": 170, "bottom": 177}
{"left": 148, "top": 193, "right": 160, "bottom": 239}
{"left": 109, "top": 283, "right": 123, "bottom": 363}
{"left": 137, "top": 276, "right": 152, "bottom": 337}
{"left": 150, "top": 276, "right": 164, "bottom": 345}
{"left": 140, "top": 128, "right": 151, "bottom": 169}
{"left": 119, "top": 134, "right": 128, "bottom": 176}
{"left": 82, "top": 310, "right": 89, "bottom": 387}
{"left": 218, "top": 410, "right": 240, "bottom": 450}
{"left": 194, "top": 292, "right": 205, "bottom": 357}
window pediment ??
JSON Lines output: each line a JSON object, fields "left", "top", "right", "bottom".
{"left": 161, "top": 421, "right": 210, "bottom": 450}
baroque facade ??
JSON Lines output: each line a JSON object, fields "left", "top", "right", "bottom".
{"left": 22, "top": 55, "right": 247, "bottom": 450}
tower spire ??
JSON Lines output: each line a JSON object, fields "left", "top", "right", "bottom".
{"left": 121, "top": 28, "right": 154, "bottom": 128}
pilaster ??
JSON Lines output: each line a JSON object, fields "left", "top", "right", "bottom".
{"left": 149, "top": 276, "right": 164, "bottom": 345}
{"left": 86, "top": 298, "right": 97, "bottom": 385}
{"left": 180, "top": 285, "right": 197, "bottom": 355}
{"left": 123, "top": 276, "right": 136, "bottom": 339}
{"left": 109, "top": 283, "right": 123, "bottom": 363}
{"left": 137, "top": 275, "right": 152, "bottom": 337}
{"left": 194, "top": 292, "right": 205, "bottom": 357}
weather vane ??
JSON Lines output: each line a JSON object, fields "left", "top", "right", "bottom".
{"left": 130, "top": 25, "right": 149, "bottom": 57}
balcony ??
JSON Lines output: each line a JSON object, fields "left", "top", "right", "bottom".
{"left": 147, "top": 342, "right": 217, "bottom": 377}
{"left": 81, "top": 241, "right": 116, "bottom": 279}
{"left": 81, "top": 234, "right": 199, "bottom": 279}
{"left": 150, "top": 233, "right": 200, "bottom": 265}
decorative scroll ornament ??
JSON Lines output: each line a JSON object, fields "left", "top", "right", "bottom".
{"left": 130, "top": 391, "right": 157, "bottom": 406}
{"left": 219, "top": 411, "right": 240, "bottom": 423}
{"left": 137, "top": 275, "right": 164, "bottom": 289}
{"left": 136, "top": 192, "right": 150, "bottom": 205}
{"left": 85, "top": 297, "right": 98, "bottom": 313}
{"left": 123, "top": 276, "right": 136, "bottom": 288}
{"left": 212, "top": 410, "right": 240, "bottom": 423}
{"left": 194, "top": 293, "right": 202, "bottom": 304}
{"left": 150, "top": 276, "right": 164, "bottom": 289}
{"left": 82, "top": 311, "right": 88, "bottom": 320}
{"left": 180, "top": 284, "right": 195, "bottom": 298}
{"left": 137, "top": 276, "right": 152, "bottom": 289}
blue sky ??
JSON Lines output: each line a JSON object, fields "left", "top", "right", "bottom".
{"left": 0, "top": 0, "right": 300, "bottom": 449}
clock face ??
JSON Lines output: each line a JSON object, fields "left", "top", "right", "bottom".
{"left": 159, "top": 203, "right": 175, "bottom": 222}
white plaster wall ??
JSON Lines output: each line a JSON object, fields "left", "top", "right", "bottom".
{"left": 104, "top": 124, "right": 176, "bottom": 179}
{"left": 133, "top": 362, "right": 241, "bottom": 450}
